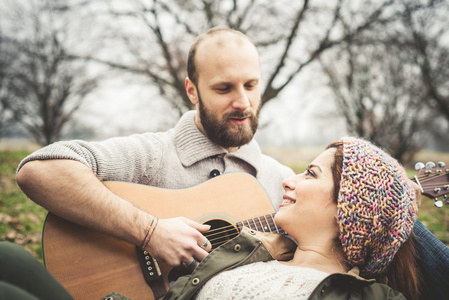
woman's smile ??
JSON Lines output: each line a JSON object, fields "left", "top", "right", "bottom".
{"left": 280, "top": 195, "right": 296, "bottom": 207}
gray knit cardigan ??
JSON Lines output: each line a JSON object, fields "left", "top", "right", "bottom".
{"left": 17, "top": 111, "right": 294, "bottom": 209}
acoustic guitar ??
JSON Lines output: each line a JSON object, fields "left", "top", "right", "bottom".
{"left": 42, "top": 173, "right": 285, "bottom": 300}
{"left": 42, "top": 164, "right": 449, "bottom": 300}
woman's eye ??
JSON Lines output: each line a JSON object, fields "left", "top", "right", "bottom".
{"left": 306, "top": 169, "right": 316, "bottom": 177}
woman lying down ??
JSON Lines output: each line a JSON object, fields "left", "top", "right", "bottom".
{"left": 165, "top": 137, "right": 420, "bottom": 300}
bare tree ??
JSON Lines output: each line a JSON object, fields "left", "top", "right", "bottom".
{"left": 317, "top": 0, "right": 449, "bottom": 162}
{"left": 400, "top": 0, "right": 449, "bottom": 123}
{"left": 1, "top": 0, "right": 100, "bottom": 145}
{"left": 77, "top": 0, "right": 405, "bottom": 118}
{"left": 0, "top": 34, "right": 16, "bottom": 138}
{"left": 321, "top": 41, "right": 434, "bottom": 164}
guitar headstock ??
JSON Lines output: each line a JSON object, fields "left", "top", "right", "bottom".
{"left": 414, "top": 161, "right": 449, "bottom": 207}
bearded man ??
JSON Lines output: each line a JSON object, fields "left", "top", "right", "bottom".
{"left": 16, "top": 27, "right": 294, "bottom": 276}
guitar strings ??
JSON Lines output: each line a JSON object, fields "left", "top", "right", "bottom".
{"left": 418, "top": 172, "right": 448, "bottom": 178}
{"left": 411, "top": 173, "right": 449, "bottom": 190}
{"left": 203, "top": 219, "right": 279, "bottom": 237}
{"left": 203, "top": 214, "right": 278, "bottom": 234}
{"left": 415, "top": 174, "right": 448, "bottom": 182}
{"left": 202, "top": 215, "right": 280, "bottom": 248}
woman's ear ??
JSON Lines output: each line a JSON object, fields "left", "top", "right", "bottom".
{"left": 185, "top": 77, "right": 199, "bottom": 105}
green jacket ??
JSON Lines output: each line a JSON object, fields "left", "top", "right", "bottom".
{"left": 164, "top": 227, "right": 406, "bottom": 300}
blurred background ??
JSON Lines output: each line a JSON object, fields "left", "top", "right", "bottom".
{"left": 0, "top": 0, "right": 448, "bottom": 259}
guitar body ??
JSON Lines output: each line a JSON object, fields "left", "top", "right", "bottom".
{"left": 42, "top": 173, "right": 275, "bottom": 300}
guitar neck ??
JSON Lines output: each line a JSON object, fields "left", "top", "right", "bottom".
{"left": 410, "top": 164, "right": 449, "bottom": 207}
{"left": 237, "top": 213, "right": 286, "bottom": 235}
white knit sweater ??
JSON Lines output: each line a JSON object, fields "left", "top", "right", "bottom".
{"left": 195, "top": 260, "right": 329, "bottom": 299}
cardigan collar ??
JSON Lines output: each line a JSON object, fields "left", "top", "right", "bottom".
{"left": 346, "top": 267, "right": 376, "bottom": 283}
{"left": 174, "top": 111, "right": 262, "bottom": 173}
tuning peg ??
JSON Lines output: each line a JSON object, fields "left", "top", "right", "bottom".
{"left": 426, "top": 162, "right": 436, "bottom": 169}
{"left": 415, "top": 162, "right": 425, "bottom": 170}
{"left": 438, "top": 162, "right": 446, "bottom": 167}
{"left": 435, "top": 200, "right": 444, "bottom": 208}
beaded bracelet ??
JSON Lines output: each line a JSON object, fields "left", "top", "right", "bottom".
{"left": 140, "top": 217, "right": 159, "bottom": 250}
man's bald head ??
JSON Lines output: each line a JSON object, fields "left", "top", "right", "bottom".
{"left": 186, "top": 27, "right": 259, "bottom": 86}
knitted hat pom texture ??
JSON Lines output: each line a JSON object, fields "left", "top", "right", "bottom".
{"left": 337, "top": 137, "right": 417, "bottom": 277}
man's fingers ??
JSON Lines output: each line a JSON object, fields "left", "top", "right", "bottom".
{"left": 185, "top": 258, "right": 199, "bottom": 270}
{"left": 184, "top": 218, "right": 211, "bottom": 233}
{"left": 199, "top": 236, "right": 210, "bottom": 250}
{"left": 145, "top": 217, "right": 213, "bottom": 267}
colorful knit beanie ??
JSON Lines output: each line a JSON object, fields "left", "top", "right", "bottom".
{"left": 337, "top": 137, "right": 417, "bottom": 277}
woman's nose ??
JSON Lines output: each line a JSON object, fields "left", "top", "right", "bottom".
{"left": 282, "top": 175, "right": 297, "bottom": 191}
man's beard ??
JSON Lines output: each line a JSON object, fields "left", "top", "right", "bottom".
{"left": 198, "top": 92, "right": 260, "bottom": 149}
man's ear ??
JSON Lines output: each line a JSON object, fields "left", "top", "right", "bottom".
{"left": 185, "top": 77, "right": 199, "bottom": 105}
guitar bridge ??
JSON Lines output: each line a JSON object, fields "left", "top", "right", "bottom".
{"left": 137, "top": 249, "right": 162, "bottom": 278}
{"left": 135, "top": 247, "right": 166, "bottom": 299}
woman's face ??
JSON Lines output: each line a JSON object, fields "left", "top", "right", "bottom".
{"left": 275, "top": 148, "right": 339, "bottom": 240}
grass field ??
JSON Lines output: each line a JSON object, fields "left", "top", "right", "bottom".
{"left": 0, "top": 150, "right": 47, "bottom": 260}
{"left": 1, "top": 148, "right": 448, "bottom": 263}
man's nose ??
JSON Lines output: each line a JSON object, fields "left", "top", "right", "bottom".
{"left": 232, "top": 87, "right": 251, "bottom": 110}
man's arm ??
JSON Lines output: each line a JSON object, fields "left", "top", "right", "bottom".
{"left": 16, "top": 159, "right": 211, "bottom": 266}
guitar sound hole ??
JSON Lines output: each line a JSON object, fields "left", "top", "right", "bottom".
{"left": 167, "top": 219, "right": 238, "bottom": 285}
{"left": 203, "top": 219, "right": 238, "bottom": 250}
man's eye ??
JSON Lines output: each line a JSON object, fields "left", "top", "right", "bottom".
{"left": 245, "top": 82, "right": 258, "bottom": 89}
{"left": 215, "top": 87, "right": 230, "bottom": 93}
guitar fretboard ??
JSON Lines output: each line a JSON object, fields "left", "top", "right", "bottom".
{"left": 237, "top": 213, "right": 286, "bottom": 235}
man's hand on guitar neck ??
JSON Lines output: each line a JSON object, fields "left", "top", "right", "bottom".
{"left": 145, "top": 217, "right": 212, "bottom": 267}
